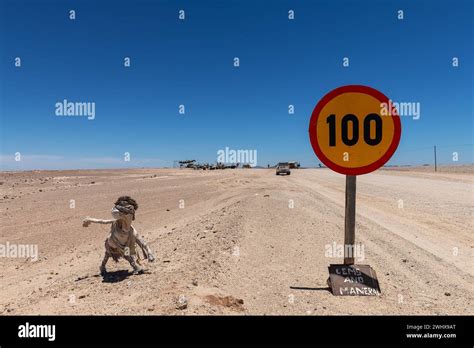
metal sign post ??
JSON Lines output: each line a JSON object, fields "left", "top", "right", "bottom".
{"left": 344, "top": 175, "right": 356, "bottom": 265}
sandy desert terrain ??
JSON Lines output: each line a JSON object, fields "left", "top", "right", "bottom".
{"left": 0, "top": 167, "right": 473, "bottom": 315}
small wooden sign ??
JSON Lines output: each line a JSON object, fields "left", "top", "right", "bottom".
{"left": 328, "top": 264, "right": 381, "bottom": 296}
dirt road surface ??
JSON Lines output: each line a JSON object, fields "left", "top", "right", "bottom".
{"left": 0, "top": 168, "right": 472, "bottom": 315}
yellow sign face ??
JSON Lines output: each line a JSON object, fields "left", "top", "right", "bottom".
{"left": 309, "top": 86, "right": 401, "bottom": 175}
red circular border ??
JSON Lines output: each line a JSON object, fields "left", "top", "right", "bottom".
{"left": 308, "top": 85, "right": 401, "bottom": 175}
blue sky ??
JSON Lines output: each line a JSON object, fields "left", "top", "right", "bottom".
{"left": 1, "top": 0, "right": 472, "bottom": 170}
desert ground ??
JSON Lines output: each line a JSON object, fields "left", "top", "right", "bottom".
{"left": 0, "top": 167, "right": 473, "bottom": 315}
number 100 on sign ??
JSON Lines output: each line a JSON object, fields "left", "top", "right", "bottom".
{"left": 309, "top": 85, "right": 401, "bottom": 176}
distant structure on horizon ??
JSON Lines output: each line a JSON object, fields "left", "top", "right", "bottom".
{"left": 288, "top": 161, "right": 300, "bottom": 169}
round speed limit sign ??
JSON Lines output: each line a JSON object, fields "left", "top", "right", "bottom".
{"left": 309, "top": 85, "right": 401, "bottom": 175}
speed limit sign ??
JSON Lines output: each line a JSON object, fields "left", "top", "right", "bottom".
{"left": 309, "top": 85, "right": 401, "bottom": 175}
{"left": 309, "top": 85, "right": 402, "bottom": 294}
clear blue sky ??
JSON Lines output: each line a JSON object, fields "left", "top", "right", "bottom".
{"left": 1, "top": 0, "right": 472, "bottom": 170}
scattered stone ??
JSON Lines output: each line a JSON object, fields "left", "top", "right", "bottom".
{"left": 402, "top": 259, "right": 407, "bottom": 263}
{"left": 166, "top": 209, "right": 170, "bottom": 211}
{"left": 264, "top": 194, "right": 270, "bottom": 197}
{"left": 444, "top": 292, "right": 451, "bottom": 296}
{"left": 78, "top": 295, "right": 86, "bottom": 299}
{"left": 176, "top": 296, "right": 188, "bottom": 310}
{"left": 192, "top": 279, "right": 198, "bottom": 286}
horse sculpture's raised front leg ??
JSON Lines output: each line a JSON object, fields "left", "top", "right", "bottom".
{"left": 83, "top": 217, "right": 115, "bottom": 227}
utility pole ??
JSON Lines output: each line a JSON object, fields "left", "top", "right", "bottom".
{"left": 434, "top": 146, "right": 437, "bottom": 172}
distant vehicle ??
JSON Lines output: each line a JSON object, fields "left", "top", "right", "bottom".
{"left": 276, "top": 162, "right": 291, "bottom": 175}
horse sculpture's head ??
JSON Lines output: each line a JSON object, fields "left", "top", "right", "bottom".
{"left": 111, "top": 195, "right": 138, "bottom": 221}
